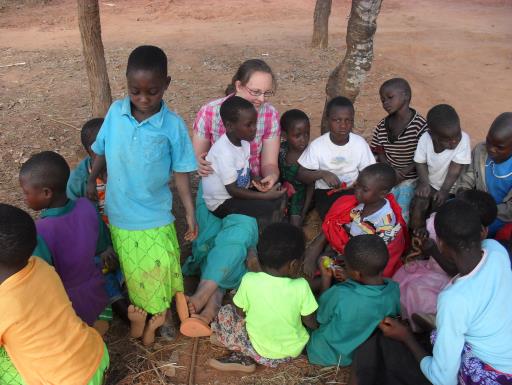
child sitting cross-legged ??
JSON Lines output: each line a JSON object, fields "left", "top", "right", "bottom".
{"left": 202, "top": 95, "right": 286, "bottom": 230}
{"left": 278, "top": 109, "right": 314, "bottom": 227}
{"left": 410, "top": 104, "right": 471, "bottom": 235}
{"left": 19, "top": 151, "right": 112, "bottom": 335}
{"left": 207, "top": 223, "right": 318, "bottom": 373}
{"left": 380, "top": 200, "right": 512, "bottom": 385}
{"left": 0, "top": 204, "right": 109, "bottom": 385}
{"left": 307, "top": 234, "right": 400, "bottom": 367}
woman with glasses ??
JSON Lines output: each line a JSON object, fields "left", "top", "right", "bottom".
{"left": 181, "top": 60, "right": 281, "bottom": 337}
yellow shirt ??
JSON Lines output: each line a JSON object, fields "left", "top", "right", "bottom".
{"left": 0, "top": 257, "right": 104, "bottom": 384}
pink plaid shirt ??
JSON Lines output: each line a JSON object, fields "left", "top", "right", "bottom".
{"left": 193, "top": 94, "right": 280, "bottom": 177}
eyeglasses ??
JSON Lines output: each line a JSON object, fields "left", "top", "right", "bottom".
{"left": 244, "top": 86, "right": 274, "bottom": 98}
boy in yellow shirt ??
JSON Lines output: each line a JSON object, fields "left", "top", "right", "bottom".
{"left": 0, "top": 204, "right": 109, "bottom": 385}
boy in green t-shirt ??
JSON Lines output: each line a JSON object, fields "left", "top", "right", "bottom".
{"left": 307, "top": 234, "right": 400, "bottom": 367}
{"left": 208, "top": 223, "right": 318, "bottom": 373}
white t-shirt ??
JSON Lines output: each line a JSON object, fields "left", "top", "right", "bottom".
{"left": 202, "top": 134, "right": 251, "bottom": 211}
{"left": 413, "top": 131, "right": 471, "bottom": 191}
{"left": 298, "top": 132, "right": 376, "bottom": 190}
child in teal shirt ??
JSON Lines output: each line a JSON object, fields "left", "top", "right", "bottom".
{"left": 208, "top": 223, "right": 318, "bottom": 373}
{"left": 307, "top": 234, "right": 400, "bottom": 366}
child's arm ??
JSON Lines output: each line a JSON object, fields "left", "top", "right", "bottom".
{"left": 421, "top": 237, "right": 458, "bottom": 277}
{"left": 432, "top": 162, "right": 465, "bottom": 208}
{"left": 297, "top": 166, "right": 341, "bottom": 188}
{"left": 174, "top": 172, "right": 198, "bottom": 241}
{"left": 414, "top": 162, "right": 431, "bottom": 198}
{"left": 379, "top": 317, "right": 429, "bottom": 363}
{"left": 86, "top": 155, "right": 106, "bottom": 201}
{"left": 302, "top": 313, "right": 318, "bottom": 330}
{"left": 225, "top": 181, "right": 286, "bottom": 201}
{"left": 301, "top": 183, "right": 315, "bottom": 219}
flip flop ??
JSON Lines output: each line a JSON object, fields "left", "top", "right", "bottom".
{"left": 175, "top": 292, "right": 189, "bottom": 322}
{"left": 180, "top": 317, "right": 212, "bottom": 338}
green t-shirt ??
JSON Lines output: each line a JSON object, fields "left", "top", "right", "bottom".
{"left": 307, "top": 278, "right": 400, "bottom": 366}
{"left": 234, "top": 272, "right": 318, "bottom": 359}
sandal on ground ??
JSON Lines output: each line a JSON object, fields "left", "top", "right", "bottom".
{"left": 175, "top": 292, "right": 189, "bottom": 322}
{"left": 207, "top": 352, "right": 256, "bottom": 373}
{"left": 180, "top": 317, "right": 212, "bottom": 337}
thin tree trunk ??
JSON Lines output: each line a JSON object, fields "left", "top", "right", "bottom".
{"left": 312, "top": 0, "right": 332, "bottom": 49}
{"left": 320, "top": 0, "right": 383, "bottom": 134}
{"left": 78, "top": 0, "right": 112, "bottom": 117}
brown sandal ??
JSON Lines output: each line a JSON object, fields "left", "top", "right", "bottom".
{"left": 180, "top": 317, "right": 212, "bottom": 337}
{"left": 175, "top": 292, "right": 189, "bottom": 322}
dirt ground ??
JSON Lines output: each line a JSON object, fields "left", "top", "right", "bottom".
{"left": 1, "top": 0, "right": 511, "bottom": 384}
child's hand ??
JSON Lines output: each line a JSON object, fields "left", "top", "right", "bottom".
{"left": 319, "top": 256, "right": 334, "bottom": 278}
{"left": 86, "top": 178, "right": 98, "bottom": 201}
{"left": 379, "top": 317, "right": 412, "bottom": 342}
{"left": 320, "top": 171, "right": 341, "bottom": 189}
{"left": 263, "top": 183, "right": 287, "bottom": 200}
{"left": 413, "top": 227, "right": 429, "bottom": 239}
{"left": 184, "top": 213, "right": 198, "bottom": 241}
{"left": 258, "top": 173, "right": 279, "bottom": 192}
{"left": 100, "top": 246, "right": 118, "bottom": 271}
{"left": 197, "top": 152, "right": 214, "bottom": 177}
{"left": 415, "top": 182, "right": 431, "bottom": 198}
{"left": 332, "top": 266, "right": 348, "bottom": 282}
{"left": 432, "top": 189, "right": 449, "bottom": 209}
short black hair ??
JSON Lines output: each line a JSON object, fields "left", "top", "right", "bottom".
{"left": 456, "top": 190, "right": 497, "bottom": 227}
{"left": 326, "top": 96, "right": 354, "bottom": 117}
{"left": 280, "top": 109, "right": 310, "bottom": 133}
{"left": 126, "top": 45, "right": 167, "bottom": 78}
{"left": 427, "top": 104, "right": 460, "bottom": 133}
{"left": 0, "top": 204, "right": 37, "bottom": 267}
{"left": 380, "top": 78, "right": 412, "bottom": 102}
{"left": 489, "top": 112, "right": 512, "bottom": 138}
{"left": 80, "top": 118, "right": 104, "bottom": 151}
{"left": 359, "top": 163, "right": 397, "bottom": 192}
{"left": 19, "top": 151, "right": 70, "bottom": 193}
{"left": 344, "top": 234, "right": 389, "bottom": 276}
{"left": 257, "top": 223, "right": 305, "bottom": 269}
{"left": 219, "top": 95, "right": 256, "bottom": 126}
{"left": 434, "top": 200, "right": 481, "bottom": 252}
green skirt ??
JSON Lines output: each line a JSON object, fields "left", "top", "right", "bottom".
{"left": 110, "top": 223, "right": 183, "bottom": 314}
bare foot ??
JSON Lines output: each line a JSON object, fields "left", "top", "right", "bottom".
{"left": 186, "top": 280, "right": 219, "bottom": 316}
{"left": 93, "top": 319, "right": 109, "bottom": 336}
{"left": 143, "top": 311, "right": 167, "bottom": 346}
{"left": 128, "top": 305, "right": 147, "bottom": 339}
{"left": 195, "top": 288, "right": 224, "bottom": 324}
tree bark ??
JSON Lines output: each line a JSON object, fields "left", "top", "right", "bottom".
{"left": 311, "top": 0, "right": 332, "bottom": 49}
{"left": 320, "top": 0, "right": 383, "bottom": 134}
{"left": 78, "top": 0, "right": 112, "bottom": 117}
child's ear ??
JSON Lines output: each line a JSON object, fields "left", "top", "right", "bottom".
{"left": 42, "top": 187, "right": 53, "bottom": 200}
{"left": 235, "top": 80, "right": 243, "bottom": 93}
{"left": 480, "top": 225, "right": 488, "bottom": 241}
{"left": 281, "top": 131, "right": 288, "bottom": 141}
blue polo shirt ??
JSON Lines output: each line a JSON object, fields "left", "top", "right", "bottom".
{"left": 92, "top": 97, "right": 197, "bottom": 230}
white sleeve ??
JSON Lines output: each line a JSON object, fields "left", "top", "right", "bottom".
{"left": 209, "top": 147, "right": 238, "bottom": 186}
{"left": 452, "top": 133, "right": 472, "bottom": 165}
{"left": 298, "top": 142, "right": 320, "bottom": 170}
{"left": 414, "top": 133, "right": 429, "bottom": 163}
{"left": 358, "top": 140, "right": 377, "bottom": 170}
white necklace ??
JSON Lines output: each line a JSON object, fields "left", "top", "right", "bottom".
{"left": 485, "top": 160, "right": 512, "bottom": 179}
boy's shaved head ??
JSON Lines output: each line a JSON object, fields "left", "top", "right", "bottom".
{"left": 19, "top": 151, "right": 70, "bottom": 193}
{"left": 126, "top": 45, "right": 168, "bottom": 78}
{"left": 0, "top": 204, "right": 36, "bottom": 268}
{"left": 486, "top": 112, "right": 512, "bottom": 164}
{"left": 380, "top": 78, "right": 411, "bottom": 101}
{"left": 489, "top": 112, "right": 512, "bottom": 139}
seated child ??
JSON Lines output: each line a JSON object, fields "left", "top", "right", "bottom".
{"left": 393, "top": 189, "right": 498, "bottom": 331}
{"left": 202, "top": 95, "right": 286, "bottom": 230}
{"left": 0, "top": 204, "right": 109, "bottom": 385}
{"left": 66, "top": 117, "right": 129, "bottom": 324}
{"left": 410, "top": 104, "right": 471, "bottom": 234}
{"left": 278, "top": 109, "right": 314, "bottom": 227}
{"left": 307, "top": 234, "right": 400, "bottom": 366}
{"left": 458, "top": 112, "right": 512, "bottom": 237}
{"left": 208, "top": 223, "right": 318, "bottom": 373}
{"left": 19, "top": 151, "right": 110, "bottom": 332}
{"left": 298, "top": 96, "right": 375, "bottom": 220}
{"left": 371, "top": 78, "right": 428, "bottom": 223}
{"left": 305, "top": 163, "right": 407, "bottom": 279}
{"left": 380, "top": 200, "right": 512, "bottom": 385}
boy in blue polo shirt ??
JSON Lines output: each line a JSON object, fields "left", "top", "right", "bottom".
{"left": 88, "top": 45, "right": 198, "bottom": 346}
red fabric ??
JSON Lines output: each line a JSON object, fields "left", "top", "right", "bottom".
{"left": 322, "top": 194, "right": 409, "bottom": 278}
{"left": 495, "top": 223, "right": 512, "bottom": 242}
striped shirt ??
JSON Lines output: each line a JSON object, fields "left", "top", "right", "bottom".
{"left": 370, "top": 109, "right": 428, "bottom": 179}
{"left": 193, "top": 94, "right": 280, "bottom": 177}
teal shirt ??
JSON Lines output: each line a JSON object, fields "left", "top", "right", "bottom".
{"left": 32, "top": 200, "right": 110, "bottom": 265}
{"left": 66, "top": 156, "right": 91, "bottom": 200}
{"left": 307, "top": 278, "right": 400, "bottom": 366}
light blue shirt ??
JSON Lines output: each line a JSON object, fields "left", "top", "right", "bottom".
{"left": 420, "top": 239, "right": 512, "bottom": 385}
{"left": 92, "top": 97, "right": 197, "bottom": 230}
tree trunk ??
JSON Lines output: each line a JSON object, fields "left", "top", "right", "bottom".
{"left": 320, "top": 0, "right": 383, "bottom": 134}
{"left": 311, "top": 0, "right": 332, "bottom": 49}
{"left": 78, "top": 0, "right": 112, "bottom": 117}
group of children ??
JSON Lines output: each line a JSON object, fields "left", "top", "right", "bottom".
{"left": 1, "top": 43, "right": 511, "bottom": 385}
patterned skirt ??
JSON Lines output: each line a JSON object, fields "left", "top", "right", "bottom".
{"left": 110, "top": 223, "right": 183, "bottom": 314}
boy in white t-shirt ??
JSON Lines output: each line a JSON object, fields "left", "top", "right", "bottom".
{"left": 410, "top": 104, "right": 471, "bottom": 235}
{"left": 298, "top": 96, "right": 375, "bottom": 219}
{"left": 202, "top": 96, "right": 286, "bottom": 229}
